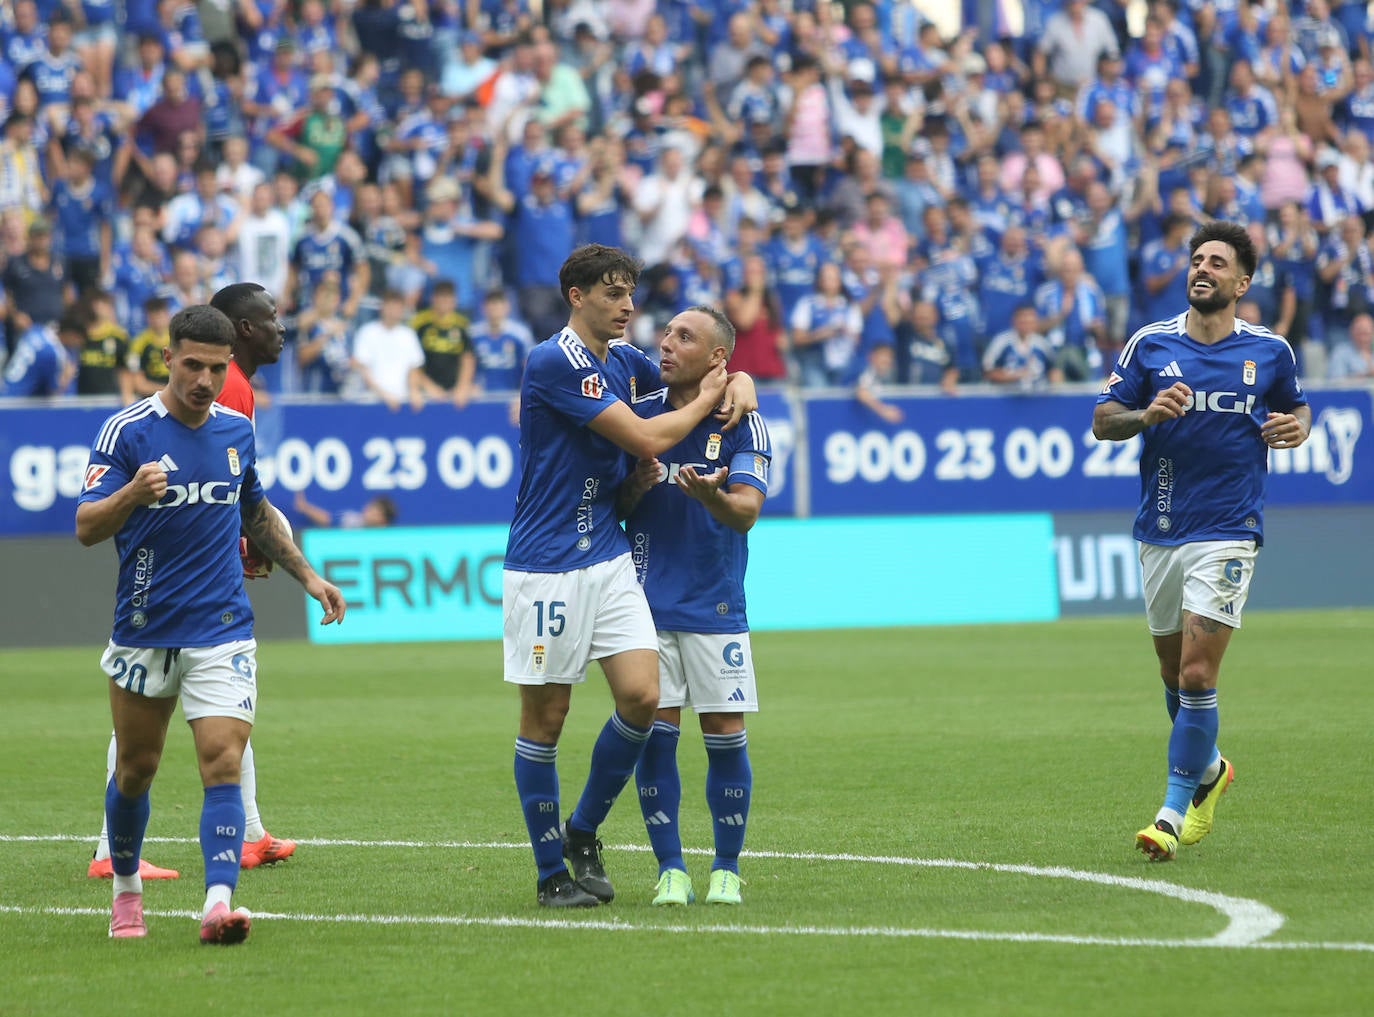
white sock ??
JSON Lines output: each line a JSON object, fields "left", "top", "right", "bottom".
{"left": 241, "top": 739, "right": 265, "bottom": 841}
{"left": 203, "top": 883, "right": 233, "bottom": 919}
{"left": 95, "top": 732, "right": 117, "bottom": 861}
{"left": 113, "top": 871, "right": 142, "bottom": 896}
{"left": 1200, "top": 753, "right": 1223, "bottom": 787}
{"left": 1155, "top": 807, "right": 1186, "bottom": 834}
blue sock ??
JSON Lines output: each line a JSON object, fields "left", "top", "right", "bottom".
{"left": 514, "top": 738, "right": 563, "bottom": 881}
{"left": 1163, "top": 689, "right": 1219, "bottom": 822}
{"left": 704, "top": 730, "right": 751, "bottom": 875}
{"left": 636, "top": 721, "right": 684, "bottom": 873}
{"left": 1163, "top": 686, "right": 1179, "bottom": 722}
{"left": 200, "top": 783, "right": 244, "bottom": 891}
{"left": 104, "top": 779, "right": 150, "bottom": 878}
{"left": 569, "top": 713, "right": 651, "bottom": 835}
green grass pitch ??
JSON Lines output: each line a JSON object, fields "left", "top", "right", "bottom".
{"left": 2, "top": 611, "right": 1372, "bottom": 1016}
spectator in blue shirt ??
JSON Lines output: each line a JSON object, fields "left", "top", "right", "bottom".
{"left": 469, "top": 287, "right": 534, "bottom": 393}
{"left": 1136, "top": 212, "right": 1193, "bottom": 327}
{"left": 979, "top": 224, "right": 1043, "bottom": 342}
{"left": 49, "top": 147, "right": 112, "bottom": 295}
{"left": 27, "top": 13, "right": 80, "bottom": 109}
{"left": 1224, "top": 59, "right": 1279, "bottom": 138}
{"left": 1034, "top": 244, "right": 1107, "bottom": 381}
{"left": 2, "top": 0, "right": 48, "bottom": 72}
{"left": 487, "top": 151, "right": 575, "bottom": 342}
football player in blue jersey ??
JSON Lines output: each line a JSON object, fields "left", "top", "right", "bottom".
{"left": 618, "top": 306, "right": 771, "bottom": 907}
{"left": 505, "top": 244, "right": 756, "bottom": 908}
{"left": 77, "top": 305, "right": 345, "bottom": 942}
{"left": 1093, "top": 221, "right": 1311, "bottom": 862}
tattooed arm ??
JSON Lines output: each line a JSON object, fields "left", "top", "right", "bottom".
{"left": 241, "top": 496, "right": 347, "bottom": 624}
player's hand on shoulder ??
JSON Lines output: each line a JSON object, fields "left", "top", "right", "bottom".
{"left": 715, "top": 371, "right": 758, "bottom": 431}
{"left": 1142, "top": 381, "right": 1191, "bottom": 427}
{"left": 701, "top": 363, "right": 729, "bottom": 414}
{"left": 129, "top": 462, "right": 169, "bottom": 505}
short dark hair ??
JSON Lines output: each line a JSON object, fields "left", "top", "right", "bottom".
{"left": 1189, "top": 220, "right": 1257, "bottom": 278}
{"left": 368, "top": 495, "right": 399, "bottom": 524}
{"left": 559, "top": 244, "right": 641, "bottom": 307}
{"left": 211, "top": 282, "right": 268, "bottom": 325}
{"left": 169, "top": 304, "right": 235, "bottom": 347}
{"left": 683, "top": 304, "right": 736, "bottom": 358}
{"left": 144, "top": 295, "right": 170, "bottom": 315}
{"left": 432, "top": 279, "right": 456, "bottom": 298}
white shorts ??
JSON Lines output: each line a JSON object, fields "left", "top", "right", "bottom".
{"left": 503, "top": 554, "right": 657, "bottom": 685}
{"left": 100, "top": 639, "right": 258, "bottom": 723}
{"left": 1139, "top": 540, "right": 1258, "bottom": 635}
{"left": 657, "top": 631, "right": 759, "bottom": 714}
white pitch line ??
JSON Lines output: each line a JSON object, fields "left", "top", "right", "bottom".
{"left": 6, "top": 833, "right": 1366, "bottom": 952}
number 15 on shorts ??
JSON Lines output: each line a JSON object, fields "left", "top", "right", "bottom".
{"left": 532, "top": 600, "right": 566, "bottom": 638}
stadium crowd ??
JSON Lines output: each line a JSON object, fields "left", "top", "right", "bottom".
{"left": 3, "top": 0, "right": 1374, "bottom": 404}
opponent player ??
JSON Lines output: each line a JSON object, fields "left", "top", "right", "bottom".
{"left": 505, "top": 244, "right": 754, "bottom": 908}
{"left": 619, "top": 306, "right": 770, "bottom": 907}
{"left": 78, "top": 304, "right": 345, "bottom": 942}
{"left": 87, "top": 282, "right": 296, "bottom": 879}
{"left": 1093, "top": 221, "right": 1310, "bottom": 861}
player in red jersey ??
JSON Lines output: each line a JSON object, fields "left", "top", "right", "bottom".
{"left": 87, "top": 283, "right": 297, "bottom": 878}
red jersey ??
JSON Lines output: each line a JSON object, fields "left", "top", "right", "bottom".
{"left": 219, "top": 359, "right": 255, "bottom": 420}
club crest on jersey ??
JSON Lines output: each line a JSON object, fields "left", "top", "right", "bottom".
{"left": 1243, "top": 360, "right": 1256, "bottom": 386}
{"left": 581, "top": 373, "right": 603, "bottom": 399}
{"left": 84, "top": 464, "right": 110, "bottom": 490}
{"left": 532, "top": 644, "right": 546, "bottom": 675}
{"left": 227, "top": 447, "right": 241, "bottom": 476}
{"left": 1102, "top": 371, "right": 1122, "bottom": 394}
{"left": 705, "top": 433, "right": 722, "bottom": 460}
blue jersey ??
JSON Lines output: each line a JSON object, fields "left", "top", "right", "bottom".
{"left": 625, "top": 397, "right": 770, "bottom": 633}
{"left": 505, "top": 332, "right": 660, "bottom": 573}
{"left": 1, "top": 325, "right": 71, "bottom": 396}
{"left": 1098, "top": 315, "right": 1306, "bottom": 547}
{"left": 51, "top": 179, "right": 112, "bottom": 259}
{"left": 78, "top": 395, "right": 265, "bottom": 647}
{"left": 291, "top": 223, "right": 363, "bottom": 303}
{"left": 471, "top": 318, "right": 534, "bottom": 391}
{"left": 766, "top": 234, "right": 828, "bottom": 322}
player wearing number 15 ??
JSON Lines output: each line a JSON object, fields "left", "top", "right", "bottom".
{"left": 76, "top": 305, "right": 346, "bottom": 943}
{"left": 504, "top": 244, "right": 738, "bottom": 908}
{"left": 1093, "top": 221, "right": 1310, "bottom": 862}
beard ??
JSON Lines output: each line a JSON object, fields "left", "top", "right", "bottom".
{"left": 1187, "top": 283, "right": 1231, "bottom": 313}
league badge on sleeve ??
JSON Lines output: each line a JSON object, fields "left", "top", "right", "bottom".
{"left": 581, "top": 374, "right": 603, "bottom": 399}
{"left": 84, "top": 464, "right": 110, "bottom": 490}
{"left": 1101, "top": 371, "right": 1123, "bottom": 394}
{"left": 705, "top": 434, "right": 722, "bottom": 460}
{"left": 227, "top": 447, "right": 241, "bottom": 476}
{"left": 1243, "top": 360, "right": 1256, "bottom": 386}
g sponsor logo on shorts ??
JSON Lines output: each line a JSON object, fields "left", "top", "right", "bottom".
{"left": 719, "top": 639, "right": 747, "bottom": 678}
{"left": 231, "top": 653, "right": 255, "bottom": 683}
{"left": 1221, "top": 559, "right": 1244, "bottom": 587}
